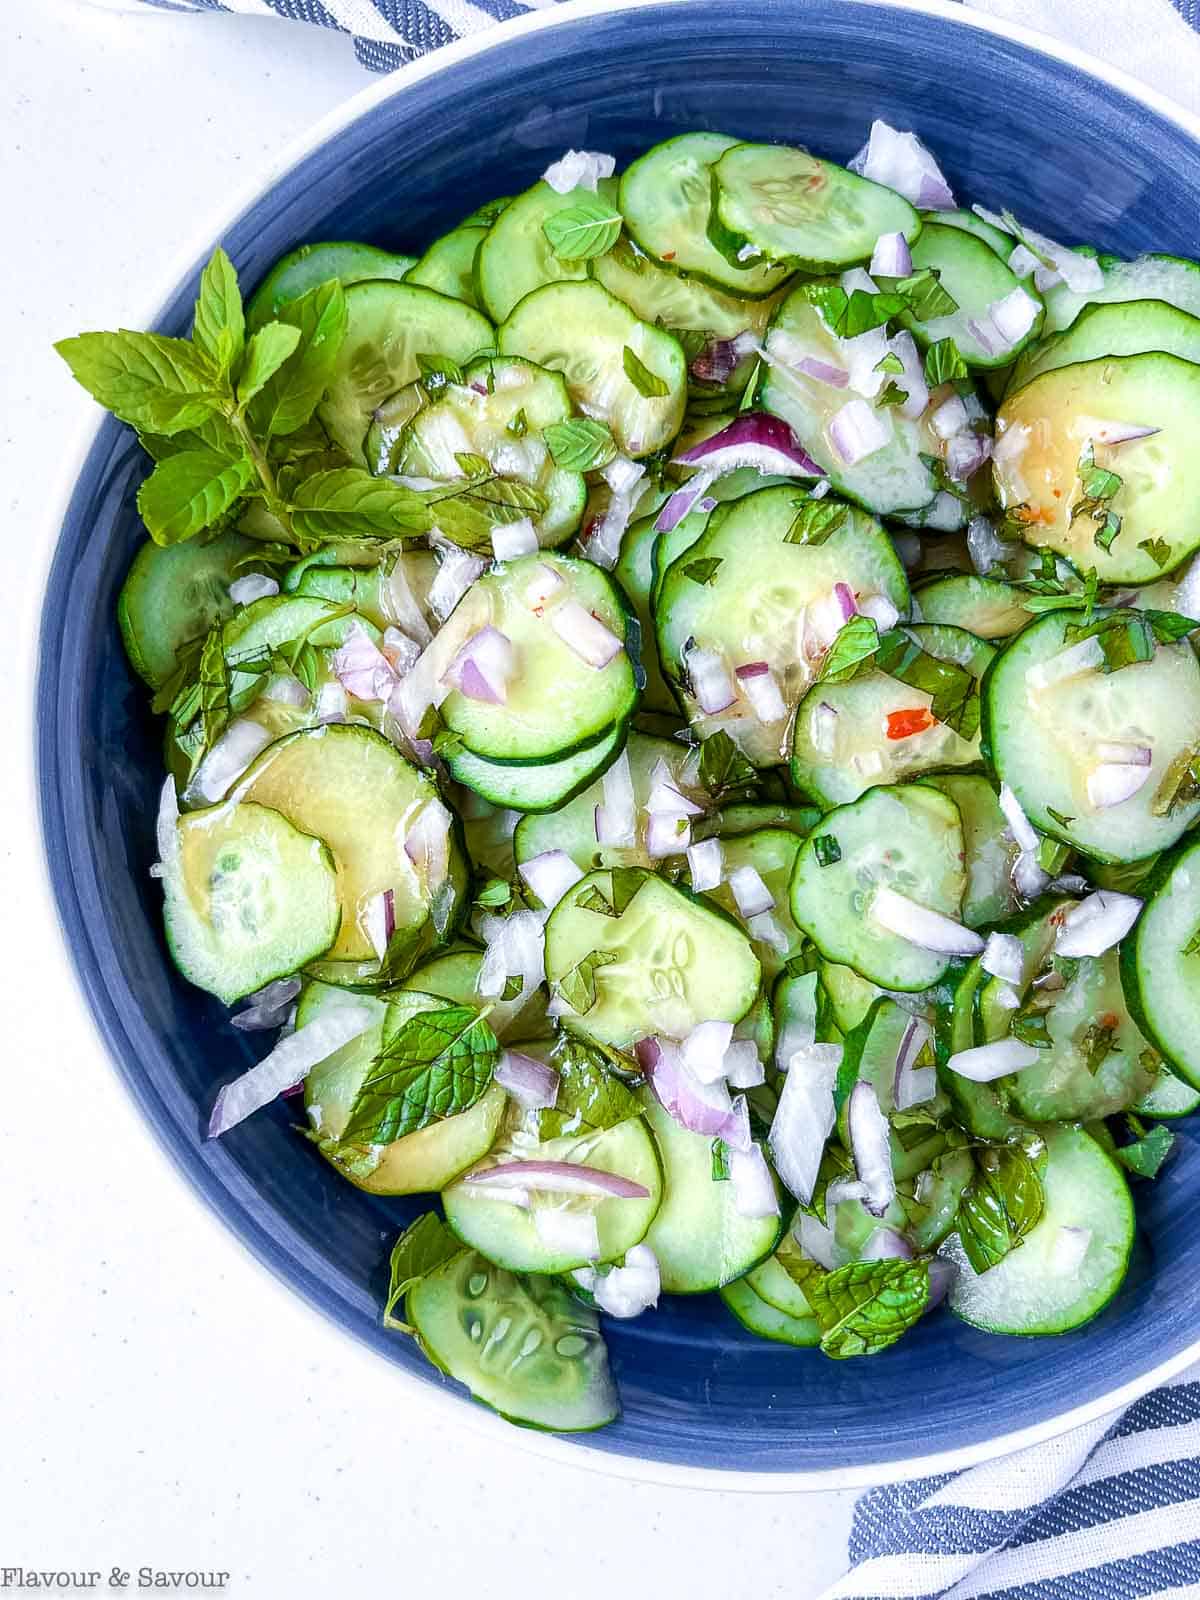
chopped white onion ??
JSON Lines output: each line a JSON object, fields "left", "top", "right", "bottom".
{"left": 188, "top": 718, "right": 273, "bottom": 804}
{"left": 863, "top": 1228, "right": 914, "bottom": 1261}
{"left": 891, "top": 331, "right": 930, "bottom": 421}
{"left": 476, "top": 909, "right": 546, "bottom": 1023}
{"left": 849, "top": 120, "right": 955, "bottom": 208}
{"left": 1051, "top": 1225, "right": 1093, "bottom": 1276}
{"left": 687, "top": 836, "right": 724, "bottom": 893}
{"left": 998, "top": 783, "right": 1041, "bottom": 856}
{"left": 260, "top": 672, "right": 309, "bottom": 707}
{"left": 550, "top": 601, "right": 623, "bottom": 668}
{"left": 594, "top": 749, "right": 637, "bottom": 847}
{"left": 229, "top": 572, "right": 279, "bottom": 606}
{"left": 982, "top": 931, "right": 1025, "bottom": 986}
{"left": 869, "top": 231, "right": 912, "bottom": 278}
{"left": 747, "top": 909, "right": 792, "bottom": 956}
{"left": 491, "top": 517, "right": 539, "bottom": 561}
{"left": 1054, "top": 890, "right": 1142, "bottom": 958}
{"left": 428, "top": 543, "right": 486, "bottom": 622}
{"left": 684, "top": 642, "right": 736, "bottom": 714}
{"left": 931, "top": 394, "right": 970, "bottom": 440}
{"left": 848, "top": 1081, "right": 896, "bottom": 1218}
{"left": 645, "top": 761, "right": 705, "bottom": 817}
{"left": 857, "top": 593, "right": 901, "bottom": 632}
{"left": 495, "top": 1049, "right": 560, "bottom": 1111}
{"left": 728, "top": 864, "right": 775, "bottom": 919}
{"left": 533, "top": 1208, "right": 601, "bottom": 1260}
{"left": 736, "top": 663, "right": 788, "bottom": 723}
{"left": 988, "top": 287, "right": 1040, "bottom": 346}
{"left": 363, "top": 888, "right": 396, "bottom": 962}
{"left": 729, "top": 1144, "right": 780, "bottom": 1219}
{"left": 541, "top": 148, "right": 616, "bottom": 193}
{"left": 768, "top": 1042, "right": 842, "bottom": 1204}
{"left": 795, "top": 1212, "right": 838, "bottom": 1271}
{"left": 680, "top": 1020, "right": 735, "bottom": 1085}
{"left": 947, "top": 1037, "right": 1043, "bottom": 1082}
{"left": 967, "top": 514, "right": 1009, "bottom": 576}
{"left": 646, "top": 809, "right": 692, "bottom": 859}
{"left": 316, "top": 680, "right": 349, "bottom": 724}
{"left": 590, "top": 456, "right": 647, "bottom": 570}
{"left": 829, "top": 398, "right": 891, "bottom": 465}
{"left": 208, "top": 1004, "right": 374, "bottom": 1137}
{"left": 517, "top": 849, "right": 584, "bottom": 912}
{"left": 1087, "top": 762, "right": 1152, "bottom": 809}
{"left": 524, "top": 562, "right": 566, "bottom": 615}
{"left": 893, "top": 1015, "right": 935, "bottom": 1110}
{"left": 590, "top": 1244, "right": 661, "bottom": 1317}
{"left": 871, "top": 885, "right": 984, "bottom": 956}
{"left": 724, "top": 1040, "right": 766, "bottom": 1089}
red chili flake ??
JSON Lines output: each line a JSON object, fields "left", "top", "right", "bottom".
{"left": 886, "top": 707, "right": 935, "bottom": 740}
{"left": 662, "top": 252, "right": 676, "bottom": 261}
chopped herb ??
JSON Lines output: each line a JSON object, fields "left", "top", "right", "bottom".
{"left": 500, "top": 974, "right": 523, "bottom": 1003}
{"left": 1011, "top": 1006, "right": 1052, "bottom": 1049}
{"left": 1117, "top": 1121, "right": 1175, "bottom": 1180}
{"left": 783, "top": 498, "right": 851, "bottom": 546}
{"left": 924, "top": 338, "right": 969, "bottom": 385}
{"left": 555, "top": 948, "right": 619, "bottom": 1014}
{"left": 1138, "top": 537, "right": 1172, "bottom": 568}
{"left": 738, "top": 358, "right": 763, "bottom": 412}
{"left": 813, "top": 833, "right": 842, "bottom": 867}
{"left": 919, "top": 452, "right": 971, "bottom": 502}
{"left": 1152, "top": 743, "right": 1200, "bottom": 816}
{"left": 622, "top": 346, "right": 670, "bottom": 398}
{"left": 431, "top": 726, "right": 466, "bottom": 759}
{"left": 454, "top": 450, "right": 491, "bottom": 478}
{"left": 873, "top": 628, "right": 978, "bottom": 736}
{"left": 342, "top": 1004, "right": 499, "bottom": 1144}
{"left": 577, "top": 883, "right": 619, "bottom": 917}
{"left": 875, "top": 351, "right": 905, "bottom": 375}
{"left": 876, "top": 381, "right": 909, "bottom": 408}
{"left": 1046, "top": 806, "right": 1075, "bottom": 828}
{"left": 1070, "top": 438, "right": 1123, "bottom": 543}
{"left": 1094, "top": 512, "right": 1122, "bottom": 552}
{"left": 956, "top": 1146, "right": 1044, "bottom": 1274}
{"left": 416, "top": 353, "right": 464, "bottom": 394}
{"left": 711, "top": 1140, "right": 731, "bottom": 1182}
{"left": 1183, "top": 926, "right": 1200, "bottom": 957}
{"left": 542, "top": 417, "right": 618, "bottom": 472}
{"left": 475, "top": 877, "right": 515, "bottom": 911}
{"left": 818, "top": 615, "right": 880, "bottom": 684}
{"left": 1037, "top": 836, "right": 1072, "bottom": 875}
{"left": 682, "top": 556, "right": 723, "bottom": 586}
{"left": 507, "top": 408, "right": 529, "bottom": 438}
{"left": 879, "top": 267, "right": 959, "bottom": 321}
{"left": 541, "top": 196, "right": 622, "bottom": 260}
{"left": 1080, "top": 1020, "right": 1118, "bottom": 1075}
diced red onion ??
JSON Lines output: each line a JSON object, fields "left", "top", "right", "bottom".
{"left": 684, "top": 642, "right": 736, "bottom": 714}
{"left": 946, "top": 432, "right": 993, "bottom": 483}
{"left": 847, "top": 1081, "right": 896, "bottom": 1217}
{"left": 466, "top": 1160, "right": 649, "bottom": 1200}
{"left": 1096, "top": 741, "right": 1152, "bottom": 767}
{"left": 363, "top": 888, "right": 396, "bottom": 962}
{"left": 645, "top": 761, "right": 705, "bottom": 818}
{"left": 208, "top": 1004, "right": 374, "bottom": 1137}
{"left": 589, "top": 1244, "right": 661, "bottom": 1317}
{"left": 229, "top": 573, "right": 279, "bottom": 606}
{"left": 646, "top": 1037, "right": 737, "bottom": 1138}
{"left": 735, "top": 662, "right": 787, "bottom": 723}
{"left": 947, "top": 1037, "right": 1043, "bottom": 1082}
{"left": 691, "top": 338, "right": 741, "bottom": 386}
{"left": 550, "top": 601, "right": 623, "bottom": 669}
{"left": 404, "top": 798, "right": 452, "bottom": 890}
{"left": 316, "top": 681, "right": 349, "bottom": 724}
{"left": 927, "top": 1257, "right": 957, "bottom": 1308}
{"left": 680, "top": 1019, "right": 735, "bottom": 1085}
{"left": 931, "top": 394, "right": 970, "bottom": 441}
{"left": 829, "top": 398, "right": 891, "bottom": 466}
{"left": 825, "top": 1178, "right": 869, "bottom": 1225}
{"left": 444, "top": 625, "right": 515, "bottom": 705}
{"left": 768, "top": 1041, "right": 842, "bottom": 1204}
{"left": 795, "top": 1211, "right": 838, "bottom": 1271}
{"left": 646, "top": 809, "right": 692, "bottom": 859}
{"left": 189, "top": 718, "right": 273, "bottom": 803}
{"left": 839, "top": 322, "right": 890, "bottom": 397}
{"left": 524, "top": 562, "right": 566, "bottom": 615}
{"left": 654, "top": 469, "right": 716, "bottom": 535}
{"left": 491, "top": 517, "right": 539, "bottom": 561}
{"left": 1054, "top": 890, "right": 1142, "bottom": 957}
{"left": 380, "top": 628, "right": 421, "bottom": 676}
{"left": 687, "top": 836, "right": 724, "bottom": 893}
{"left": 333, "top": 621, "right": 397, "bottom": 703}
{"left": 1051, "top": 1225, "right": 1093, "bottom": 1276}
{"left": 791, "top": 355, "right": 850, "bottom": 388}
{"left": 871, "top": 886, "right": 984, "bottom": 956}
{"left": 1007, "top": 241, "right": 1045, "bottom": 283}
{"left": 1014, "top": 851, "right": 1052, "bottom": 902}
{"left": 967, "top": 515, "right": 1009, "bottom": 575}
{"left": 533, "top": 1208, "right": 601, "bottom": 1260}
{"left": 870, "top": 231, "right": 913, "bottom": 278}
{"left": 982, "top": 931, "right": 1025, "bottom": 986}
{"left": 542, "top": 148, "right": 615, "bottom": 193}
{"left": 495, "top": 1049, "right": 560, "bottom": 1111}
{"left": 729, "top": 1144, "right": 780, "bottom": 1219}
{"left": 893, "top": 1015, "right": 935, "bottom": 1110}
{"left": 729, "top": 864, "right": 775, "bottom": 918}
{"left": 831, "top": 581, "right": 857, "bottom": 622}
{"left": 1087, "top": 762, "right": 1152, "bottom": 809}
{"left": 863, "top": 1227, "right": 914, "bottom": 1262}
{"left": 720, "top": 1092, "right": 753, "bottom": 1155}
{"left": 383, "top": 553, "right": 434, "bottom": 647}
{"left": 998, "top": 783, "right": 1041, "bottom": 856}
{"left": 989, "top": 287, "right": 1040, "bottom": 346}
{"left": 1089, "top": 421, "right": 1162, "bottom": 448}
{"left": 517, "top": 848, "right": 584, "bottom": 911}
{"left": 849, "top": 120, "right": 955, "bottom": 209}
{"left": 675, "top": 412, "right": 823, "bottom": 478}
{"left": 428, "top": 542, "right": 486, "bottom": 622}
{"left": 231, "top": 976, "right": 302, "bottom": 1033}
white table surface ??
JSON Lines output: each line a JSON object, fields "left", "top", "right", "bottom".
{"left": 4, "top": 2, "right": 859, "bottom": 1593}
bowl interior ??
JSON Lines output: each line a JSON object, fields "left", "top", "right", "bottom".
{"left": 38, "top": 0, "right": 1200, "bottom": 1478}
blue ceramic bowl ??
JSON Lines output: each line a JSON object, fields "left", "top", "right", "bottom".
{"left": 37, "top": 0, "right": 1200, "bottom": 1486}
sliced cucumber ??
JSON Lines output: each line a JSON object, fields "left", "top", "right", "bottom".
{"left": 619, "top": 132, "right": 792, "bottom": 297}
{"left": 446, "top": 724, "right": 625, "bottom": 813}
{"left": 591, "top": 236, "right": 783, "bottom": 347}
{"left": 920, "top": 774, "right": 1017, "bottom": 928}
{"left": 442, "top": 1115, "right": 662, "bottom": 1273}
{"left": 544, "top": 867, "right": 761, "bottom": 1047}
{"left": 403, "top": 946, "right": 551, "bottom": 1040}
{"left": 231, "top": 724, "right": 467, "bottom": 965}
{"left": 698, "top": 802, "right": 821, "bottom": 839}
{"left": 708, "top": 142, "right": 919, "bottom": 272}
{"left": 246, "top": 240, "right": 414, "bottom": 330}
{"left": 284, "top": 562, "right": 387, "bottom": 627}
{"left": 943, "top": 1126, "right": 1134, "bottom": 1335}
{"left": 993, "top": 354, "right": 1200, "bottom": 583}
{"left": 438, "top": 552, "right": 638, "bottom": 763}
{"left": 982, "top": 607, "right": 1200, "bottom": 863}
{"left": 498, "top": 280, "right": 687, "bottom": 459}
{"left": 393, "top": 356, "right": 585, "bottom": 548}
{"left": 655, "top": 485, "right": 909, "bottom": 766}
{"left": 902, "top": 222, "right": 1043, "bottom": 367}
{"left": 1133, "top": 1064, "right": 1200, "bottom": 1118}
{"left": 407, "top": 1250, "right": 619, "bottom": 1431}
{"left": 613, "top": 514, "right": 677, "bottom": 715}
{"left": 1041, "top": 252, "right": 1200, "bottom": 336}
{"left": 119, "top": 531, "right": 261, "bottom": 689}
{"left": 703, "top": 826, "right": 805, "bottom": 978}
{"left": 720, "top": 1276, "right": 819, "bottom": 1346}
{"left": 1120, "top": 835, "right": 1200, "bottom": 1090}
{"left": 163, "top": 801, "right": 340, "bottom": 1004}
{"left": 931, "top": 208, "right": 1014, "bottom": 259}
{"left": 789, "top": 784, "right": 968, "bottom": 991}
{"left": 406, "top": 224, "right": 488, "bottom": 308}
{"left": 641, "top": 1091, "right": 780, "bottom": 1291}
{"left": 914, "top": 573, "right": 1031, "bottom": 639}
{"left": 819, "top": 961, "right": 882, "bottom": 1033}
{"left": 318, "top": 281, "right": 492, "bottom": 462}
{"left": 476, "top": 178, "right": 619, "bottom": 324}
{"left": 1009, "top": 298, "right": 1200, "bottom": 393}
{"left": 936, "top": 958, "right": 1029, "bottom": 1143}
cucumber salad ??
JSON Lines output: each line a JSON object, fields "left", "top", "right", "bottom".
{"left": 58, "top": 120, "right": 1200, "bottom": 1435}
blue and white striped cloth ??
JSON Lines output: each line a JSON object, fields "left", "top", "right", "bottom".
{"left": 76, "top": 0, "right": 1200, "bottom": 1593}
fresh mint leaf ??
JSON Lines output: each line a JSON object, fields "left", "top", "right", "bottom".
{"left": 542, "top": 417, "right": 618, "bottom": 472}
{"left": 956, "top": 1145, "right": 1043, "bottom": 1274}
{"left": 1138, "top": 537, "right": 1173, "bottom": 568}
{"left": 424, "top": 473, "right": 549, "bottom": 550}
{"left": 136, "top": 445, "right": 255, "bottom": 546}
{"left": 343, "top": 1004, "right": 498, "bottom": 1144}
{"left": 876, "top": 381, "right": 909, "bottom": 408}
{"left": 711, "top": 1139, "right": 731, "bottom": 1181}
{"left": 555, "top": 949, "right": 618, "bottom": 1015}
{"left": 783, "top": 498, "right": 851, "bottom": 546}
{"left": 1080, "top": 1020, "right": 1118, "bottom": 1075}
{"left": 1144, "top": 609, "right": 1200, "bottom": 643}
{"left": 454, "top": 451, "right": 491, "bottom": 479}
{"left": 818, "top": 615, "right": 880, "bottom": 684}
{"left": 813, "top": 833, "right": 841, "bottom": 867}
{"left": 198, "top": 625, "right": 231, "bottom": 760}
{"left": 1063, "top": 610, "right": 1156, "bottom": 674}
{"left": 1151, "top": 743, "right": 1200, "bottom": 817}
{"left": 541, "top": 197, "right": 622, "bottom": 261}
{"left": 919, "top": 451, "right": 971, "bottom": 501}
{"left": 236, "top": 321, "right": 301, "bottom": 407}
{"left": 290, "top": 467, "right": 431, "bottom": 542}
{"left": 682, "top": 556, "right": 722, "bottom": 586}
{"left": 1183, "top": 925, "right": 1200, "bottom": 957}
{"left": 431, "top": 726, "right": 466, "bottom": 759}
{"left": 537, "top": 1037, "right": 641, "bottom": 1139}
{"left": 191, "top": 247, "right": 245, "bottom": 377}
{"left": 924, "top": 337, "right": 968, "bottom": 385}
{"left": 1011, "top": 1006, "right": 1052, "bottom": 1049}
{"left": 873, "top": 628, "right": 977, "bottom": 736}
{"left": 804, "top": 282, "right": 906, "bottom": 338}
{"left": 1117, "top": 1121, "right": 1175, "bottom": 1179}
{"left": 475, "top": 878, "right": 515, "bottom": 911}
{"left": 55, "top": 330, "right": 222, "bottom": 435}
{"left": 249, "top": 278, "right": 349, "bottom": 439}
{"left": 500, "top": 974, "right": 523, "bottom": 1003}
{"left": 1071, "top": 438, "right": 1123, "bottom": 540}
{"left": 383, "top": 1212, "right": 462, "bottom": 1330}
{"left": 138, "top": 412, "right": 245, "bottom": 465}
{"left": 804, "top": 1258, "right": 931, "bottom": 1358}
{"left": 875, "top": 352, "right": 905, "bottom": 375}
{"left": 1094, "top": 512, "right": 1122, "bottom": 552}
{"left": 696, "top": 728, "right": 756, "bottom": 800}
{"left": 416, "top": 352, "right": 464, "bottom": 395}
{"left": 879, "top": 267, "right": 958, "bottom": 321}
{"left": 622, "top": 346, "right": 670, "bottom": 399}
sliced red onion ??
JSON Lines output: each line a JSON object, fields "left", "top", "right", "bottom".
{"left": 517, "top": 848, "right": 584, "bottom": 911}
{"left": 829, "top": 398, "right": 891, "bottom": 466}
{"left": 725, "top": 1040, "right": 765, "bottom": 1089}
{"left": 1050, "top": 1225, "right": 1093, "bottom": 1276}
{"left": 590, "top": 456, "right": 647, "bottom": 570}
{"left": 684, "top": 642, "right": 736, "bottom": 714}
{"left": 967, "top": 515, "right": 1008, "bottom": 576}
{"left": 998, "top": 783, "right": 1041, "bottom": 856}
{"left": 858, "top": 593, "right": 901, "bottom": 632}
{"left": 495, "top": 1049, "right": 560, "bottom": 1111}
{"left": 947, "top": 1037, "right": 1043, "bottom": 1082}
{"left": 747, "top": 909, "right": 792, "bottom": 956}
{"left": 832, "top": 581, "right": 857, "bottom": 622}
{"left": 428, "top": 543, "right": 486, "bottom": 622}
{"left": 768, "top": 1041, "right": 842, "bottom": 1204}
{"left": 208, "top": 1004, "right": 374, "bottom": 1137}
{"left": 534, "top": 1208, "right": 601, "bottom": 1260}
{"left": 646, "top": 809, "right": 692, "bottom": 859}
{"left": 946, "top": 432, "right": 993, "bottom": 483}
{"left": 893, "top": 1015, "right": 935, "bottom": 1110}
{"left": 890, "top": 331, "right": 930, "bottom": 421}
{"left": 1087, "top": 762, "right": 1152, "bottom": 809}
{"left": 189, "top": 718, "right": 273, "bottom": 803}
{"left": 982, "top": 931, "right": 1025, "bottom": 986}
{"left": 404, "top": 798, "right": 452, "bottom": 890}
{"left": 680, "top": 1019, "right": 735, "bottom": 1085}
{"left": 363, "top": 888, "right": 396, "bottom": 962}
{"left": 795, "top": 1211, "right": 838, "bottom": 1271}
{"left": 466, "top": 1160, "right": 649, "bottom": 1200}
{"left": 654, "top": 469, "right": 716, "bottom": 535}
{"left": 931, "top": 394, "right": 970, "bottom": 441}
{"left": 871, "top": 886, "right": 984, "bottom": 956}
{"left": 646, "top": 1037, "right": 736, "bottom": 1139}
{"left": 729, "top": 1144, "right": 780, "bottom": 1219}
{"left": 735, "top": 662, "right": 787, "bottom": 723}
{"left": 1054, "top": 890, "right": 1142, "bottom": 958}
{"left": 229, "top": 572, "right": 279, "bottom": 606}
{"left": 550, "top": 601, "right": 623, "bottom": 669}
{"left": 316, "top": 680, "right": 349, "bottom": 724}
{"left": 380, "top": 627, "right": 421, "bottom": 676}
{"left": 687, "top": 836, "right": 724, "bottom": 893}
{"left": 230, "top": 976, "right": 302, "bottom": 1033}
{"left": 541, "top": 148, "right": 616, "bottom": 193}
{"left": 697, "top": 495, "right": 718, "bottom": 513}
{"left": 674, "top": 412, "right": 823, "bottom": 478}
{"left": 863, "top": 1227, "right": 914, "bottom": 1262}
{"left": 691, "top": 338, "right": 741, "bottom": 386}
{"left": 594, "top": 748, "right": 636, "bottom": 847}
{"left": 849, "top": 120, "right": 955, "bottom": 209}
{"left": 870, "top": 231, "right": 912, "bottom": 278}
{"left": 444, "top": 625, "right": 515, "bottom": 705}
{"left": 491, "top": 517, "right": 539, "bottom": 561}
{"left": 333, "top": 621, "right": 397, "bottom": 703}
{"left": 590, "top": 1244, "right": 661, "bottom": 1317}
{"left": 848, "top": 1081, "right": 896, "bottom": 1217}
{"left": 729, "top": 864, "right": 775, "bottom": 919}
{"left": 796, "top": 356, "right": 850, "bottom": 387}
{"left": 524, "top": 562, "right": 566, "bottom": 615}
{"left": 989, "top": 287, "right": 1040, "bottom": 347}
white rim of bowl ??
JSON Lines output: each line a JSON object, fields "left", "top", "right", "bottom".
{"left": 31, "top": 0, "right": 1200, "bottom": 1494}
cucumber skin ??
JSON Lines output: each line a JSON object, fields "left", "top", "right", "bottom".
{"left": 1119, "top": 836, "right": 1200, "bottom": 1090}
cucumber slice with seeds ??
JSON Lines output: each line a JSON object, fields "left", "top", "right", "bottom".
{"left": 902, "top": 222, "right": 1043, "bottom": 368}
{"left": 613, "top": 515, "right": 678, "bottom": 715}
{"left": 246, "top": 240, "right": 415, "bottom": 330}
{"left": 406, "top": 224, "right": 488, "bottom": 307}
{"left": 920, "top": 774, "right": 1018, "bottom": 929}
{"left": 1009, "top": 298, "right": 1200, "bottom": 393}
{"left": 914, "top": 573, "right": 1031, "bottom": 639}
{"left": 591, "top": 236, "right": 785, "bottom": 346}
{"left": 118, "top": 530, "right": 261, "bottom": 689}
{"left": 1120, "top": 835, "right": 1200, "bottom": 1090}
{"left": 476, "top": 178, "right": 619, "bottom": 324}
